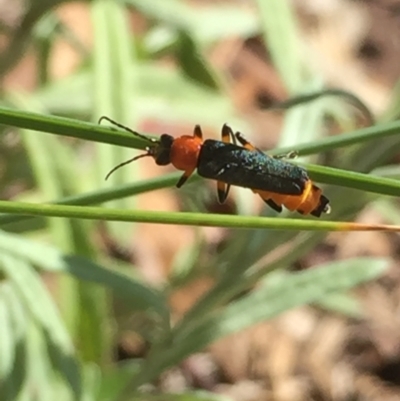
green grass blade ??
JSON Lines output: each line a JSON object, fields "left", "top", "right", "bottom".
{"left": 269, "top": 88, "right": 375, "bottom": 125}
{"left": 0, "top": 107, "right": 144, "bottom": 148}
{"left": 1, "top": 107, "right": 400, "bottom": 157}
{"left": 1, "top": 161, "right": 399, "bottom": 229}
{"left": 7, "top": 94, "right": 76, "bottom": 251}
{"left": 304, "top": 163, "right": 400, "bottom": 196}
{"left": 91, "top": 0, "right": 138, "bottom": 247}
{"left": 92, "top": 0, "right": 137, "bottom": 183}
{"left": 0, "top": 172, "right": 191, "bottom": 227}
{"left": 6, "top": 96, "right": 111, "bottom": 364}
{"left": 255, "top": 0, "right": 303, "bottom": 92}
{"left": 270, "top": 119, "right": 400, "bottom": 157}
{"left": 278, "top": 80, "right": 326, "bottom": 148}
{"left": 92, "top": 0, "right": 115, "bottom": 121}
{"left": 82, "top": 364, "right": 101, "bottom": 401}
{"left": 1, "top": 200, "right": 400, "bottom": 231}
{"left": 175, "top": 29, "right": 220, "bottom": 90}
{"left": 19, "top": 128, "right": 73, "bottom": 246}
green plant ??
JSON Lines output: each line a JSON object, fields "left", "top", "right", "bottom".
{"left": 1, "top": 1, "right": 400, "bottom": 401}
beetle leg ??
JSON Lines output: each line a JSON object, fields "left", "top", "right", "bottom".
{"left": 216, "top": 124, "right": 236, "bottom": 203}
{"left": 234, "top": 131, "right": 263, "bottom": 153}
{"left": 273, "top": 150, "right": 298, "bottom": 160}
{"left": 264, "top": 199, "right": 283, "bottom": 213}
{"left": 176, "top": 168, "right": 195, "bottom": 188}
{"left": 193, "top": 124, "right": 203, "bottom": 139}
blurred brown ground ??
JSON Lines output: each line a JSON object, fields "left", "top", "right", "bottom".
{"left": 3, "top": 0, "right": 400, "bottom": 400}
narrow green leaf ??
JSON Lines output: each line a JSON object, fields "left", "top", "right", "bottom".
{"left": 0, "top": 0, "right": 59, "bottom": 77}
{"left": 269, "top": 88, "right": 375, "bottom": 126}
{"left": 278, "top": 80, "right": 326, "bottom": 148}
{"left": 7, "top": 93, "right": 76, "bottom": 251}
{"left": 91, "top": 0, "right": 138, "bottom": 249}
{"left": 92, "top": 0, "right": 125, "bottom": 188}
{"left": 1, "top": 200, "right": 400, "bottom": 232}
{"left": 25, "top": 322, "right": 55, "bottom": 401}
{"left": 195, "top": 259, "right": 382, "bottom": 360}
{"left": 98, "top": 361, "right": 141, "bottom": 401}
{"left": 82, "top": 364, "right": 101, "bottom": 401}
{"left": 91, "top": 0, "right": 115, "bottom": 119}
{"left": 9, "top": 92, "right": 107, "bottom": 363}
{"left": 255, "top": 0, "right": 303, "bottom": 92}
{"left": 175, "top": 29, "right": 220, "bottom": 90}
{"left": 303, "top": 163, "right": 400, "bottom": 196}
{"left": 0, "top": 230, "right": 170, "bottom": 324}
{"left": 270, "top": 120, "right": 400, "bottom": 157}
{"left": 2, "top": 329, "right": 27, "bottom": 401}
{"left": 2, "top": 164, "right": 399, "bottom": 231}
{"left": 0, "top": 107, "right": 144, "bottom": 149}
{"left": 127, "top": 0, "right": 193, "bottom": 29}
{"left": 0, "top": 280, "right": 29, "bottom": 401}
{"left": 373, "top": 164, "right": 400, "bottom": 180}
{"left": 373, "top": 198, "right": 400, "bottom": 225}
{"left": 92, "top": 0, "right": 137, "bottom": 183}
{"left": 0, "top": 282, "right": 28, "bottom": 400}
{"left": 1, "top": 107, "right": 400, "bottom": 157}
{"left": 0, "top": 285, "right": 15, "bottom": 382}
{"left": 315, "top": 292, "right": 362, "bottom": 318}
{"left": 189, "top": 5, "right": 259, "bottom": 43}
{"left": 0, "top": 172, "right": 190, "bottom": 227}
{"left": 45, "top": 334, "right": 82, "bottom": 401}
{"left": 128, "top": 258, "right": 388, "bottom": 389}
{"left": 20, "top": 130, "right": 73, "bottom": 246}
{"left": 63, "top": 256, "right": 170, "bottom": 326}
{"left": 1, "top": 282, "right": 27, "bottom": 342}
{"left": 185, "top": 258, "right": 386, "bottom": 341}
{"left": 0, "top": 255, "right": 74, "bottom": 351}
{"left": 0, "top": 255, "right": 82, "bottom": 399}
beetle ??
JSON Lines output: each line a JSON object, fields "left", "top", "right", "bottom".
{"left": 100, "top": 116, "right": 330, "bottom": 217}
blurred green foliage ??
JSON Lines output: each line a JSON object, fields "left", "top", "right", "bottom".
{"left": 0, "top": 1, "right": 400, "bottom": 400}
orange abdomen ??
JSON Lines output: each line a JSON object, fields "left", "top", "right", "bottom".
{"left": 255, "top": 180, "right": 325, "bottom": 215}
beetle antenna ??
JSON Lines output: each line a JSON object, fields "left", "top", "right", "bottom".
{"left": 105, "top": 153, "right": 150, "bottom": 180}
{"left": 99, "top": 116, "right": 154, "bottom": 143}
